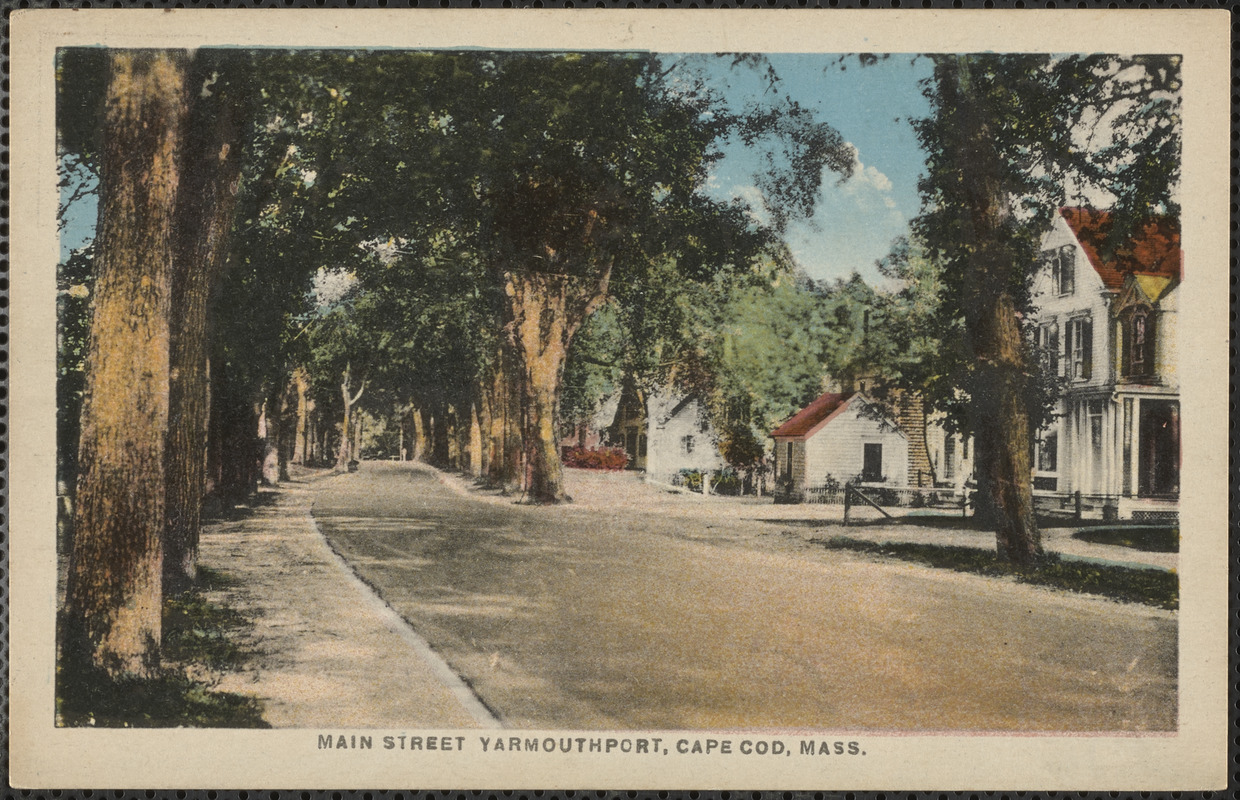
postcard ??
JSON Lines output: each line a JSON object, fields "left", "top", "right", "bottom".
{"left": 9, "top": 8, "right": 1231, "bottom": 790}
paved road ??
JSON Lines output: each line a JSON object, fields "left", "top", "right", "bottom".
{"left": 312, "top": 462, "right": 1177, "bottom": 732}
{"left": 198, "top": 480, "right": 494, "bottom": 728}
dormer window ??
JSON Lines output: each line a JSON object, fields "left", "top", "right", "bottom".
{"left": 1042, "top": 246, "right": 1076, "bottom": 296}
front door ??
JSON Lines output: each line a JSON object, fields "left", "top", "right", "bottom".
{"left": 1138, "top": 400, "right": 1180, "bottom": 497}
{"left": 862, "top": 443, "right": 883, "bottom": 482}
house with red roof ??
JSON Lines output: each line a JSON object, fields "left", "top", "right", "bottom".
{"left": 771, "top": 391, "right": 908, "bottom": 502}
{"left": 1030, "top": 207, "right": 1180, "bottom": 520}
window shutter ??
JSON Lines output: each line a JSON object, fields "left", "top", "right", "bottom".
{"left": 1081, "top": 318, "right": 1093, "bottom": 380}
{"left": 1050, "top": 324, "right": 1060, "bottom": 376}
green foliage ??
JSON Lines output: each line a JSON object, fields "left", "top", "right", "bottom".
{"left": 57, "top": 580, "right": 267, "bottom": 727}
{"left": 162, "top": 591, "right": 252, "bottom": 670}
{"left": 821, "top": 537, "right": 1178, "bottom": 610}
{"left": 56, "top": 667, "right": 267, "bottom": 729}
{"left": 905, "top": 54, "right": 1180, "bottom": 437}
{"left": 1072, "top": 526, "right": 1179, "bottom": 554}
{"left": 56, "top": 245, "right": 95, "bottom": 486}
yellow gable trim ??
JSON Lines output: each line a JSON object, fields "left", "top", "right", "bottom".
{"left": 1134, "top": 274, "right": 1173, "bottom": 303}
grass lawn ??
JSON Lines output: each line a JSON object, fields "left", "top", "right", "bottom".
{"left": 57, "top": 568, "right": 268, "bottom": 728}
{"left": 1071, "top": 525, "right": 1179, "bottom": 553}
{"left": 820, "top": 537, "right": 1178, "bottom": 611}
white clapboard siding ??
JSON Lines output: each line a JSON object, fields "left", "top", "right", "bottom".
{"left": 802, "top": 402, "right": 909, "bottom": 487}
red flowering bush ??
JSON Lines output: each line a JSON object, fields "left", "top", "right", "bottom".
{"left": 563, "top": 446, "right": 630, "bottom": 471}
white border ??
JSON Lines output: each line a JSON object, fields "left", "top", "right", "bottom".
{"left": 9, "top": 9, "right": 1231, "bottom": 790}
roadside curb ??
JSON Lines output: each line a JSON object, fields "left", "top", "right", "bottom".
{"left": 305, "top": 505, "right": 504, "bottom": 729}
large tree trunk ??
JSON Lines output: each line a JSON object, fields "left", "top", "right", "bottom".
{"left": 162, "top": 53, "right": 242, "bottom": 594}
{"left": 161, "top": 62, "right": 240, "bottom": 590}
{"left": 946, "top": 56, "right": 1041, "bottom": 565}
{"left": 503, "top": 267, "right": 611, "bottom": 503}
{"left": 63, "top": 51, "right": 189, "bottom": 678}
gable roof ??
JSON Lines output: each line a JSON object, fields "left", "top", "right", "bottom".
{"left": 771, "top": 392, "right": 853, "bottom": 440}
{"left": 1059, "top": 207, "right": 1182, "bottom": 290}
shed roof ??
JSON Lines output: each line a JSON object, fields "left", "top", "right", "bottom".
{"left": 771, "top": 392, "right": 853, "bottom": 440}
{"left": 1059, "top": 207, "right": 1182, "bottom": 290}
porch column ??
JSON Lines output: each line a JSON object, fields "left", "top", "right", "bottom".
{"left": 1130, "top": 396, "right": 1142, "bottom": 497}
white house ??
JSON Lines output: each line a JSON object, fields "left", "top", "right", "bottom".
{"left": 924, "top": 415, "right": 974, "bottom": 491}
{"left": 1029, "top": 207, "right": 1180, "bottom": 520}
{"left": 771, "top": 391, "right": 908, "bottom": 501}
{"left": 643, "top": 391, "right": 726, "bottom": 484}
{"left": 590, "top": 383, "right": 725, "bottom": 482}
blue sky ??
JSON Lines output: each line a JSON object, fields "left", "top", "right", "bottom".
{"left": 692, "top": 53, "right": 934, "bottom": 285}
{"left": 61, "top": 51, "right": 935, "bottom": 286}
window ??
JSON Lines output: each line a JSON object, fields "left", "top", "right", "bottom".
{"left": 782, "top": 442, "right": 793, "bottom": 479}
{"left": 682, "top": 435, "right": 695, "bottom": 454}
{"left": 943, "top": 435, "right": 956, "bottom": 480}
{"left": 1037, "top": 431, "right": 1058, "bottom": 472}
{"left": 961, "top": 436, "right": 970, "bottom": 460}
{"left": 1046, "top": 246, "right": 1075, "bottom": 295}
{"left": 862, "top": 443, "right": 883, "bottom": 482}
{"left": 638, "top": 434, "right": 647, "bottom": 458}
{"left": 1037, "top": 321, "right": 1060, "bottom": 375}
{"left": 1065, "top": 316, "right": 1092, "bottom": 381}
{"left": 1124, "top": 307, "right": 1155, "bottom": 378}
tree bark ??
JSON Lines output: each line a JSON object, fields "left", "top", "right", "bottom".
{"left": 64, "top": 50, "right": 189, "bottom": 678}
{"left": 503, "top": 266, "right": 612, "bottom": 503}
{"left": 259, "top": 385, "right": 283, "bottom": 486}
{"left": 162, "top": 53, "right": 242, "bottom": 593}
{"left": 945, "top": 56, "right": 1041, "bottom": 565}
{"left": 430, "top": 401, "right": 452, "bottom": 467}
{"left": 416, "top": 406, "right": 432, "bottom": 464}
{"left": 475, "top": 386, "right": 493, "bottom": 478}
{"left": 484, "top": 347, "right": 523, "bottom": 490}
{"left": 335, "top": 362, "right": 366, "bottom": 470}
{"left": 291, "top": 367, "right": 310, "bottom": 465}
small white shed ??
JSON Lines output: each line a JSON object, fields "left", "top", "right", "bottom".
{"left": 771, "top": 391, "right": 908, "bottom": 499}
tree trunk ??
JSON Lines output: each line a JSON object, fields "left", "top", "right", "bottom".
{"left": 485, "top": 348, "right": 523, "bottom": 489}
{"left": 430, "top": 401, "right": 451, "bottom": 467}
{"left": 946, "top": 56, "right": 1041, "bottom": 565}
{"left": 291, "top": 367, "right": 309, "bottom": 465}
{"left": 335, "top": 362, "right": 366, "bottom": 471}
{"left": 63, "top": 50, "right": 189, "bottom": 678}
{"left": 162, "top": 54, "right": 242, "bottom": 594}
{"left": 415, "top": 406, "right": 430, "bottom": 463}
{"left": 475, "top": 386, "right": 493, "bottom": 478}
{"left": 259, "top": 386, "right": 282, "bottom": 486}
{"left": 503, "top": 266, "right": 611, "bottom": 504}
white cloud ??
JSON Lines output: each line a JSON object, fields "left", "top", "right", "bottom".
{"left": 724, "top": 183, "right": 772, "bottom": 226}
{"left": 840, "top": 142, "right": 896, "bottom": 203}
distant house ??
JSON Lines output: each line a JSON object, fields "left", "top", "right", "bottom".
{"left": 771, "top": 391, "right": 908, "bottom": 502}
{"left": 1030, "top": 207, "right": 1180, "bottom": 520}
{"left": 568, "top": 383, "right": 726, "bottom": 483}
{"left": 643, "top": 391, "right": 726, "bottom": 484}
{"left": 924, "top": 416, "right": 974, "bottom": 491}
